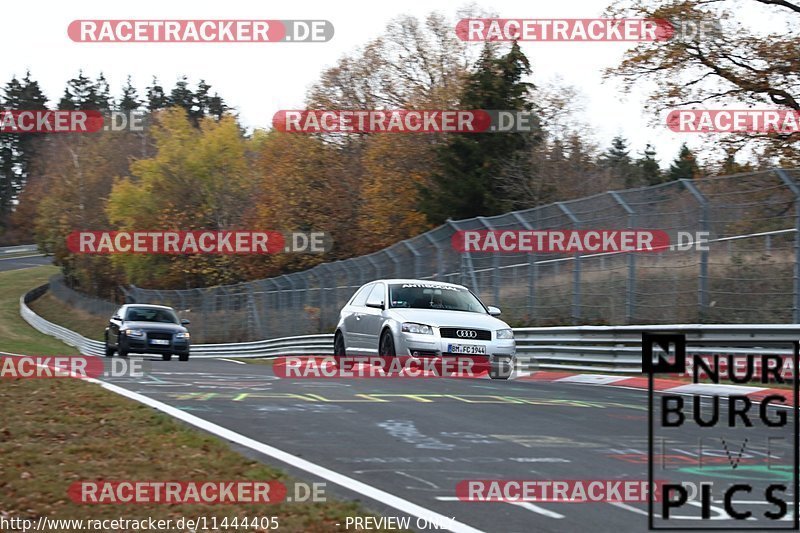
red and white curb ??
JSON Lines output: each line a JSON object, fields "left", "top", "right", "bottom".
{"left": 516, "top": 371, "right": 796, "bottom": 406}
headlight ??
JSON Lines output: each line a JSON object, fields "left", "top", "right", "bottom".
{"left": 401, "top": 322, "right": 433, "bottom": 335}
{"left": 175, "top": 332, "right": 190, "bottom": 339}
{"left": 123, "top": 329, "right": 144, "bottom": 337}
{"left": 496, "top": 328, "right": 514, "bottom": 339}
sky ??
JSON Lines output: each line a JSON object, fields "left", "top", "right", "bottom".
{"left": 2, "top": 0, "right": 782, "bottom": 167}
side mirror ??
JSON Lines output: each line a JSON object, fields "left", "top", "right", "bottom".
{"left": 180, "top": 318, "right": 191, "bottom": 325}
{"left": 111, "top": 315, "right": 121, "bottom": 321}
{"left": 487, "top": 306, "right": 502, "bottom": 316}
{"left": 365, "top": 301, "right": 384, "bottom": 310}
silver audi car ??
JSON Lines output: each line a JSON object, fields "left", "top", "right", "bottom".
{"left": 333, "top": 279, "right": 516, "bottom": 379}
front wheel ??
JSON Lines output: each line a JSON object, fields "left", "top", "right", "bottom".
{"left": 489, "top": 357, "right": 514, "bottom": 380}
{"left": 178, "top": 353, "right": 189, "bottom": 362}
{"left": 162, "top": 353, "right": 172, "bottom": 361}
{"left": 333, "top": 332, "right": 346, "bottom": 356}
{"left": 379, "top": 330, "right": 396, "bottom": 357}
{"left": 104, "top": 332, "right": 115, "bottom": 357}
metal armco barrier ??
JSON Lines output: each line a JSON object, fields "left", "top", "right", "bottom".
{"left": 21, "top": 284, "right": 799, "bottom": 371}
{"left": 20, "top": 284, "right": 333, "bottom": 359}
{"left": 0, "top": 244, "right": 38, "bottom": 254}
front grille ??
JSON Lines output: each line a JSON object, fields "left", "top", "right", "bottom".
{"left": 439, "top": 328, "right": 492, "bottom": 341}
{"left": 147, "top": 332, "right": 173, "bottom": 341}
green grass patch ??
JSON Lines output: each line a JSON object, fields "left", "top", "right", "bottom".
{"left": 27, "top": 291, "right": 107, "bottom": 341}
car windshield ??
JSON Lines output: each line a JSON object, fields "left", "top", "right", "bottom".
{"left": 388, "top": 283, "right": 487, "bottom": 313}
{"left": 125, "top": 307, "right": 179, "bottom": 324}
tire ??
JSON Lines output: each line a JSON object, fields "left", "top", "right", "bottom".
{"left": 104, "top": 333, "right": 115, "bottom": 358}
{"left": 489, "top": 357, "right": 513, "bottom": 380}
{"left": 379, "top": 329, "right": 396, "bottom": 357}
{"left": 178, "top": 353, "right": 189, "bottom": 362}
{"left": 333, "top": 332, "right": 346, "bottom": 356}
{"left": 162, "top": 353, "right": 172, "bottom": 361}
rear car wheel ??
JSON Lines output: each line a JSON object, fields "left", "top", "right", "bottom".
{"left": 379, "top": 330, "right": 396, "bottom": 357}
{"left": 162, "top": 353, "right": 172, "bottom": 361}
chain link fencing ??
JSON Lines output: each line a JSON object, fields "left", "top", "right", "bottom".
{"left": 51, "top": 168, "right": 800, "bottom": 343}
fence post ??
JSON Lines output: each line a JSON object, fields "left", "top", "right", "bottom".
{"left": 610, "top": 191, "right": 637, "bottom": 324}
{"left": 476, "top": 216, "right": 500, "bottom": 305}
{"left": 557, "top": 202, "right": 582, "bottom": 324}
{"left": 512, "top": 211, "right": 536, "bottom": 322}
{"left": 776, "top": 169, "right": 800, "bottom": 323}
{"left": 402, "top": 241, "right": 422, "bottom": 279}
{"left": 447, "top": 219, "right": 479, "bottom": 293}
{"left": 423, "top": 233, "right": 444, "bottom": 280}
{"left": 680, "top": 179, "right": 710, "bottom": 319}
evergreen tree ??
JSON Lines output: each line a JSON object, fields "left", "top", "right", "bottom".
{"left": 146, "top": 77, "right": 167, "bottom": 111}
{"left": 0, "top": 72, "right": 48, "bottom": 230}
{"left": 601, "top": 136, "right": 637, "bottom": 188}
{"left": 668, "top": 143, "right": 701, "bottom": 181}
{"left": 118, "top": 76, "right": 140, "bottom": 112}
{"left": 637, "top": 143, "right": 663, "bottom": 185}
{"left": 58, "top": 71, "right": 109, "bottom": 110}
{"left": 420, "top": 42, "right": 538, "bottom": 223}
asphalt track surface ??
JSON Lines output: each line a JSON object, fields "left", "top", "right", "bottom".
{"left": 100, "top": 357, "right": 797, "bottom": 533}
{"left": 0, "top": 254, "right": 51, "bottom": 271}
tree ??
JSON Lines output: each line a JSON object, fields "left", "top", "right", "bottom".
{"left": 58, "top": 71, "right": 110, "bottom": 110}
{"left": 637, "top": 143, "right": 663, "bottom": 185}
{"left": 420, "top": 42, "right": 539, "bottom": 223}
{"left": 668, "top": 143, "right": 702, "bottom": 181}
{"left": 601, "top": 136, "right": 637, "bottom": 188}
{"left": 146, "top": 77, "right": 167, "bottom": 111}
{"left": 605, "top": 0, "right": 800, "bottom": 164}
{"left": 106, "top": 108, "right": 254, "bottom": 288}
{"left": 118, "top": 76, "right": 140, "bottom": 112}
{"left": 0, "top": 72, "right": 48, "bottom": 236}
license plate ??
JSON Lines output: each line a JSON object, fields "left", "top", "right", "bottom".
{"left": 150, "top": 339, "right": 170, "bottom": 345}
{"left": 448, "top": 344, "right": 486, "bottom": 355}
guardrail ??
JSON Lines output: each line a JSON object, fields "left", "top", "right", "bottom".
{"left": 20, "top": 284, "right": 333, "bottom": 359}
{"left": 0, "top": 244, "right": 38, "bottom": 255}
{"left": 20, "top": 284, "right": 799, "bottom": 369}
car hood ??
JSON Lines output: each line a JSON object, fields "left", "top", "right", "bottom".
{"left": 387, "top": 309, "right": 510, "bottom": 330}
{"left": 122, "top": 321, "right": 186, "bottom": 333}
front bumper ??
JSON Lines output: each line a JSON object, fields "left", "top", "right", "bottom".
{"left": 395, "top": 331, "right": 515, "bottom": 362}
{"left": 121, "top": 333, "right": 190, "bottom": 355}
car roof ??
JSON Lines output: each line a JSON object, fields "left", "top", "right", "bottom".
{"left": 122, "top": 304, "right": 175, "bottom": 311}
{"left": 369, "top": 279, "right": 468, "bottom": 290}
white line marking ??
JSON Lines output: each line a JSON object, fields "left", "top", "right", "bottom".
{"left": 0, "top": 254, "right": 44, "bottom": 261}
{"left": 91, "top": 379, "right": 484, "bottom": 533}
{"left": 219, "top": 358, "right": 246, "bottom": 365}
{"left": 435, "top": 496, "right": 564, "bottom": 519}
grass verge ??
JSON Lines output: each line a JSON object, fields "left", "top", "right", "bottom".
{"left": 27, "top": 290, "right": 107, "bottom": 341}
{"left": 1, "top": 266, "right": 396, "bottom": 531}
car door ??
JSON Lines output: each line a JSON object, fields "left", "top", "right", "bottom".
{"left": 360, "top": 282, "right": 386, "bottom": 355}
{"left": 107, "top": 306, "right": 125, "bottom": 347}
{"left": 342, "top": 283, "right": 371, "bottom": 353}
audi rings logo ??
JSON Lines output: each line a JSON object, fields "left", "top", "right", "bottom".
{"left": 456, "top": 329, "right": 477, "bottom": 338}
